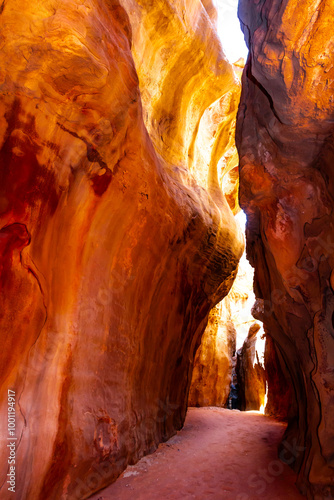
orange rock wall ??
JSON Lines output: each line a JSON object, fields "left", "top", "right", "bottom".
{"left": 120, "top": 0, "right": 243, "bottom": 236}
{"left": 237, "top": 323, "right": 266, "bottom": 412}
{"left": 0, "top": 0, "right": 243, "bottom": 498}
{"left": 188, "top": 302, "right": 236, "bottom": 408}
{"left": 119, "top": 0, "right": 237, "bottom": 171}
{"left": 264, "top": 334, "right": 293, "bottom": 421}
{"left": 237, "top": 0, "right": 334, "bottom": 496}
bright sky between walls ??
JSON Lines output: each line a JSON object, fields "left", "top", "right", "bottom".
{"left": 215, "top": 0, "right": 248, "bottom": 63}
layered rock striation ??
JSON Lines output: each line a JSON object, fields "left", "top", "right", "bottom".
{"left": 0, "top": 0, "right": 243, "bottom": 498}
{"left": 237, "top": 0, "right": 334, "bottom": 496}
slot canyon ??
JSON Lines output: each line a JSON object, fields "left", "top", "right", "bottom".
{"left": 0, "top": 0, "right": 333, "bottom": 499}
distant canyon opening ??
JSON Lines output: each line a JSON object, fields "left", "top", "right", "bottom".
{"left": 188, "top": 1, "right": 274, "bottom": 418}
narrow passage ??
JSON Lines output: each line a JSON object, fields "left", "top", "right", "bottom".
{"left": 89, "top": 408, "right": 305, "bottom": 500}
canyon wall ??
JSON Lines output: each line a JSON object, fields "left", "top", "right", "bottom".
{"left": 237, "top": 0, "right": 334, "bottom": 497}
{"left": 0, "top": 0, "right": 243, "bottom": 498}
{"left": 237, "top": 322, "right": 266, "bottom": 412}
{"left": 264, "top": 334, "right": 293, "bottom": 421}
{"left": 119, "top": 0, "right": 242, "bottom": 210}
{"left": 188, "top": 301, "right": 236, "bottom": 408}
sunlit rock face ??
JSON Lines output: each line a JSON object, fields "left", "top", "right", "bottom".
{"left": 201, "top": 0, "right": 218, "bottom": 26}
{"left": 188, "top": 302, "right": 236, "bottom": 408}
{"left": 192, "top": 90, "right": 241, "bottom": 214}
{"left": 237, "top": 0, "right": 334, "bottom": 496}
{"left": 0, "top": 0, "right": 244, "bottom": 498}
{"left": 120, "top": 0, "right": 233, "bottom": 170}
{"left": 237, "top": 323, "right": 266, "bottom": 412}
{"left": 119, "top": 0, "right": 241, "bottom": 212}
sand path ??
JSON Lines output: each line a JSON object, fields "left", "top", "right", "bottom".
{"left": 89, "top": 407, "right": 306, "bottom": 500}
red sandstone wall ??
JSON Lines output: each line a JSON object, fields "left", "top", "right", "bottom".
{"left": 237, "top": 0, "right": 334, "bottom": 496}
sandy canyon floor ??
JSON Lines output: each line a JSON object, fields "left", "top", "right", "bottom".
{"left": 89, "top": 407, "right": 305, "bottom": 500}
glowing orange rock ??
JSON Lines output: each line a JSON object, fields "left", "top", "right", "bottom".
{"left": 188, "top": 303, "right": 236, "bottom": 408}
{"left": 237, "top": 323, "right": 266, "bottom": 411}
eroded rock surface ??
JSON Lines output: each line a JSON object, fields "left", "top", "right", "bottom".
{"left": 120, "top": 0, "right": 236, "bottom": 169}
{"left": 188, "top": 302, "right": 236, "bottom": 408}
{"left": 119, "top": 0, "right": 242, "bottom": 219}
{"left": 264, "top": 334, "right": 293, "bottom": 421}
{"left": 237, "top": 0, "right": 334, "bottom": 496}
{"left": 0, "top": 0, "right": 243, "bottom": 498}
{"left": 237, "top": 323, "right": 266, "bottom": 412}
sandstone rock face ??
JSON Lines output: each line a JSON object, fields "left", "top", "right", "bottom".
{"left": 119, "top": 0, "right": 241, "bottom": 213}
{"left": 237, "top": 0, "right": 334, "bottom": 496}
{"left": 188, "top": 302, "right": 236, "bottom": 408}
{"left": 0, "top": 0, "right": 243, "bottom": 498}
{"left": 264, "top": 334, "right": 293, "bottom": 421}
{"left": 237, "top": 323, "right": 266, "bottom": 412}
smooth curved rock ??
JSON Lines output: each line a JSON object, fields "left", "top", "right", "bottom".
{"left": 188, "top": 302, "right": 236, "bottom": 408}
{"left": 0, "top": 0, "right": 243, "bottom": 498}
{"left": 119, "top": 0, "right": 241, "bottom": 199}
{"left": 237, "top": 0, "right": 334, "bottom": 496}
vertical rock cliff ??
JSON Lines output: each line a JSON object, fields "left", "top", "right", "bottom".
{"left": 188, "top": 301, "right": 236, "bottom": 408}
{"left": 0, "top": 0, "right": 243, "bottom": 498}
{"left": 237, "top": 0, "right": 334, "bottom": 496}
{"left": 237, "top": 322, "right": 266, "bottom": 412}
